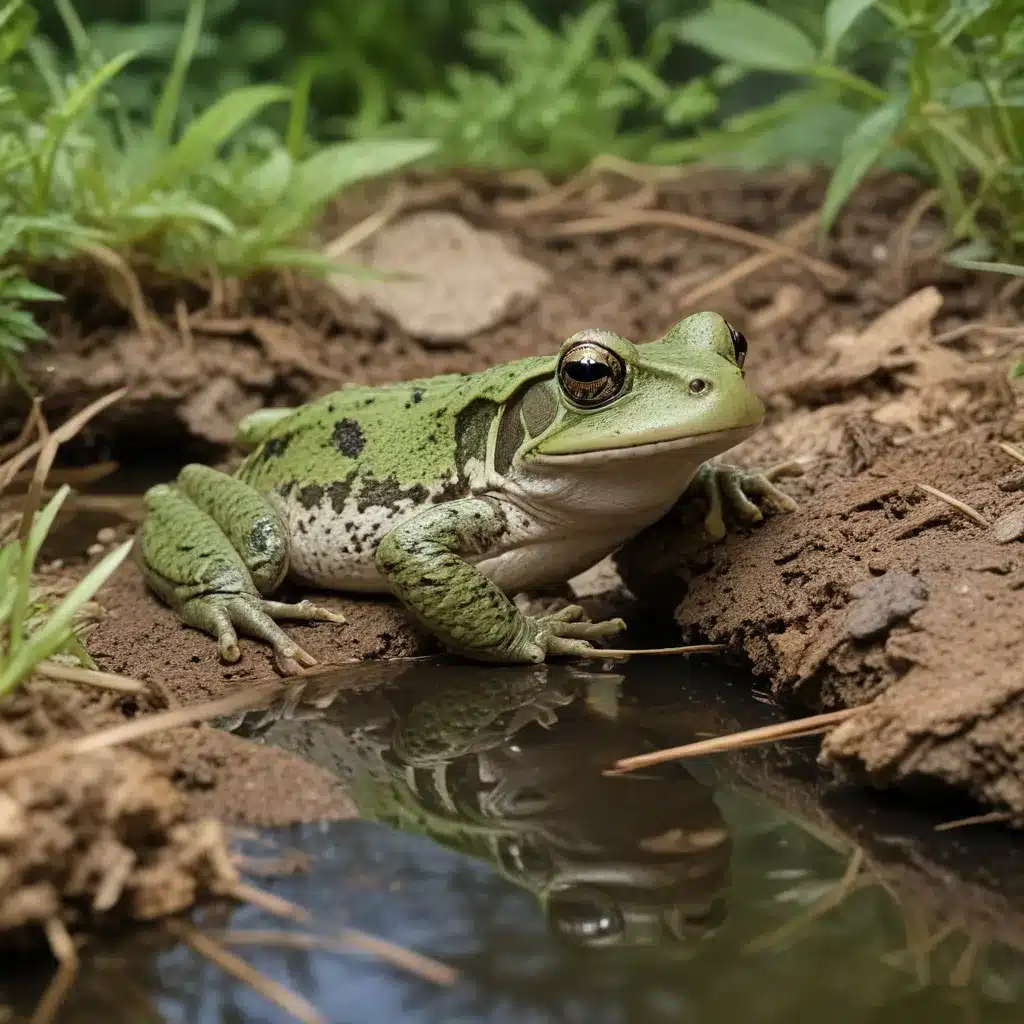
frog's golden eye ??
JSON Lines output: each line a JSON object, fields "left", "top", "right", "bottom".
{"left": 557, "top": 342, "right": 627, "bottom": 408}
{"left": 726, "top": 321, "right": 748, "bottom": 369}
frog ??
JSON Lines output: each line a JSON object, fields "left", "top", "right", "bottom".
{"left": 138, "top": 311, "right": 799, "bottom": 675}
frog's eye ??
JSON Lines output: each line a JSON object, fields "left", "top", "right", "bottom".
{"left": 726, "top": 322, "right": 748, "bottom": 369}
{"left": 557, "top": 342, "right": 627, "bottom": 408}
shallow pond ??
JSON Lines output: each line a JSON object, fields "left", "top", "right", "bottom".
{"left": 4, "top": 657, "right": 1024, "bottom": 1023}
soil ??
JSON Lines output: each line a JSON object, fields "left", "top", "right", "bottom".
{"left": 3, "top": 164, "right": 1024, "bottom": 951}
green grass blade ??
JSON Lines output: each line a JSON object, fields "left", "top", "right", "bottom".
{"left": 824, "top": 0, "right": 877, "bottom": 55}
{"left": 0, "top": 539, "right": 133, "bottom": 696}
{"left": 0, "top": 541, "right": 21, "bottom": 636}
{"left": 55, "top": 48, "right": 138, "bottom": 124}
{"left": 151, "top": 0, "right": 205, "bottom": 145}
{"left": 677, "top": 0, "right": 816, "bottom": 73}
{"left": 138, "top": 84, "right": 292, "bottom": 196}
{"left": 258, "top": 138, "right": 437, "bottom": 243}
{"left": 7, "top": 485, "right": 72, "bottom": 663}
{"left": 0, "top": 0, "right": 37, "bottom": 65}
{"left": 946, "top": 255, "right": 1024, "bottom": 276}
{"left": 820, "top": 97, "right": 906, "bottom": 236}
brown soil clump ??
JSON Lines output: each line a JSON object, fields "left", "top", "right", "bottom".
{"left": 88, "top": 565, "right": 433, "bottom": 703}
{"left": 618, "top": 285, "right": 1024, "bottom": 821}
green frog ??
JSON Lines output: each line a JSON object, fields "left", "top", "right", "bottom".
{"left": 139, "top": 312, "right": 797, "bottom": 674}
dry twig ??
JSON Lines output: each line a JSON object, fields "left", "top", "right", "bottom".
{"left": 165, "top": 920, "right": 326, "bottom": 1024}
{"left": 221, "top": 928, "right": 458, "bottom": 987}
{"left": 611, "top": 708, "right": 862, "bottom": 773}
{"left": 29, "top": 918, "right": 79, "bottom": 1024}
{"left": 915, "top": 483, "right": 991, "bottom": 528}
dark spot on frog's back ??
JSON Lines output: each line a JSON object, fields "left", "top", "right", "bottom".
{"left": 297, "top": 483, "right": 325, "bottom": 509}
{"left": 332, "top": 418, "right": 366, "bottom": 458}
{"left": 328, "top": 475, "right": 355, "bottom": 514}
{"left": 357, "top": 475, "right": 429, "bottom": 513}
{"left": 257, "top": 431, "right": 293, "bottom": 461}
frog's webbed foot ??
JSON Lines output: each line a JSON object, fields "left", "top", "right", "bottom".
{"left": 692, "top": 459, "right": 803, "bottom": 540}
{"left": 181, "top": 593, "right": 344, "bottom": 676}
{"left": 526, "top": 604, "right": 626, "bottom": 661}
{"left": 376, "top": 498, "right": 627, "bottom": 665}
{"left": 140, "top": 470, "right": 348, "bottom": 677}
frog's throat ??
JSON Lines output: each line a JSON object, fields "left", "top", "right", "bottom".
{"left": 529, "top": 425, "right": 757, "bottom": 466}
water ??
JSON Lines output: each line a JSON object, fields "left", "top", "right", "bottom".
{"left": 4, "top": 656, "right": 1024, "bottom": 1023}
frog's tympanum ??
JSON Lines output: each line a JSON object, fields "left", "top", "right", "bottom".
{"left": 139, "top": 313, "right": 796, "bottom": 672}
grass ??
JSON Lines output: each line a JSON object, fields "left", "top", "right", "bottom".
{"left": 672, "top": 0, "right": 1024, "bottom": 275}
{"left": 357, "top": 1, "right": 717, "bottom": 174}
{"left": 0, "top": 0, "right": 438, "bottom": 389}
{"left": 0, "top": 391, "right": 138, "bottom": 698}
{"left": 3, "top": 0, "right": 1020, "bottom": 390}
{"left": 0, "top": 484, "right": 132, "bottom": 696}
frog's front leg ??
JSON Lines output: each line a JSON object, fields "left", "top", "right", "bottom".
{"left": 139, "top": 465, "right": 345, "bottom": 676}
{"left": 689, "top": 459, "right": 804, "bottom": 540}
{"left": 375, "top": 497, "right": 625, "bottom": 664}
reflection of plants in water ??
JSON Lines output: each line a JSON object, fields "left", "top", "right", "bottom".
{"left": 722, "top": 787, "right": 1024, "bottom": 1013}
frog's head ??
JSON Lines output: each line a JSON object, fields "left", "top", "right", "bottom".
{"left": 522, "top": 312, "right": 763, "bottom": 465}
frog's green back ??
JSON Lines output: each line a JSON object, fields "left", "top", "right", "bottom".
{"left": 236, "top": 357, "right": 555, "bottom": 499}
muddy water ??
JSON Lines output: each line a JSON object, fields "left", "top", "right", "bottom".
{"left": 5, "top": 659, "right": 1024, "bottom": 1023}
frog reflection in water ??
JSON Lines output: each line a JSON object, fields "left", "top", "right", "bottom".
{"left": 319, "top": 664, "right": 734, "bottom": 950}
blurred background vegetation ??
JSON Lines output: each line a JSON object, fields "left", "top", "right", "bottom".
{"left": 0, "top": 0, "right": 1020, "bottom": 381}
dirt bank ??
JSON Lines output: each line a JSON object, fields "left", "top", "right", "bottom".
{"left": 617, "top": 286, "right": 1024, "bottom": 820}
{"left": 10, "top": 166, "right": 1024, "bottom": 834}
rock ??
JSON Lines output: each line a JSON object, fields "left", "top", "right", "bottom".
{"left": 844, "top": 571, "right": 928, "bottom": 640}
{"left": 330, "top": 211, "right": 550, "bottom": 343}
{"left": 992, "top": 507, "right": 1024, "bottom": 544}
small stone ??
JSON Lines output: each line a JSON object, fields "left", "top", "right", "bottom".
{"left": 991, "top": 507, "right": 1024, "bottom": 544}
{"left": 96, "top": 527, "right": 117, "bottom": 544}
{"left": 845, "top": 570, "right": 929, "bottom": 640}
{"left": 330, "top": 211, "right": 550, "bottom": 343}
{"left": 87, "top": 543, "right": 105, "bottom": 557}
{"left": 0, "top": 793, "right": 26, "bottom": 845}
{"left": 998, "top": 470, "right": 1024, "bottom": 493}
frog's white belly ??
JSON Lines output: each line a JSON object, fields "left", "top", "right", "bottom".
{"left": 275, "top": 490, "right": 648, "bottom": 596}
{"left": 272, "top": 440, "right": 715, "bottom": 597}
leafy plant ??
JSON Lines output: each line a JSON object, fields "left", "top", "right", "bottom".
{"left": 0, "top": 253, "right": 61, "bottom": 389}
{"left": 674, "top": 0, "right": 1024, "bottom": 273}
{"left": 0, "top": 0, "right": 438, "bottom": 280}
{"left": 361, "top": 1, "right": 717, "bottom": 174}
{"left": 0, "top": 485, "right": 132, "bottom": 696}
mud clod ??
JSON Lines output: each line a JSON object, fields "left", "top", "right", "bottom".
{"left": 844, "top": 571, "right": 928, "bottom": 640}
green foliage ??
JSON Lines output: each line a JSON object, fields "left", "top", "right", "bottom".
{"left": 675, "top": 0, "right": 1024, "bottom": 273}
{"left": 361, "top": 1, "right": 716, "bottom": 173}
{"left": 0, "top": 486, "right": 132, "bottom": 696}
{"left": 0, "top": 0, "right": 437, "bottom": 385}
{"left": 1, "top": 0, "right": 437, "bottom": 276}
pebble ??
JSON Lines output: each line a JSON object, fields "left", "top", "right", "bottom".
{"left": 96, "top": 527, "right": 117, "bottom": 544}
{"left": 86, "top": 543, "right": 105, "bottom": 557}
{"left": 992, "top": 507, "right": 1024, "bottom": 544}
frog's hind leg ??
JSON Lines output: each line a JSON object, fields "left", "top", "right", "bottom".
{"left": 140, "top": 466, "right": 345, "bottom": 676}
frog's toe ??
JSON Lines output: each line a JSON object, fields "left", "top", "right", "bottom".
{"left": 539, "top": 603, "right": 588, "bottom": 625}
{"left": 739, "top": 469, "right": 800, "bottom": 513}
{"left": 764, "top": 459, "right": 806, "bottom": 483}
{"left": 262, "top": 599, "right": 348, "bottom": 624}
{"left": 182, "top": 594, "right": 320, "bottom": 676}
{"left": 721, "top": 473, "right": 764, "bottom": 524}
{"left": 545, "top": 636, "right": 596, "bottom": 657}
{"left": 549, "top": 617, "right": 626, "bottom": 642}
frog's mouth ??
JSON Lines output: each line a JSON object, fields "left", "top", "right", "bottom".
{"left": 530, "top": 424, "right": 758, "bottom": 466}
